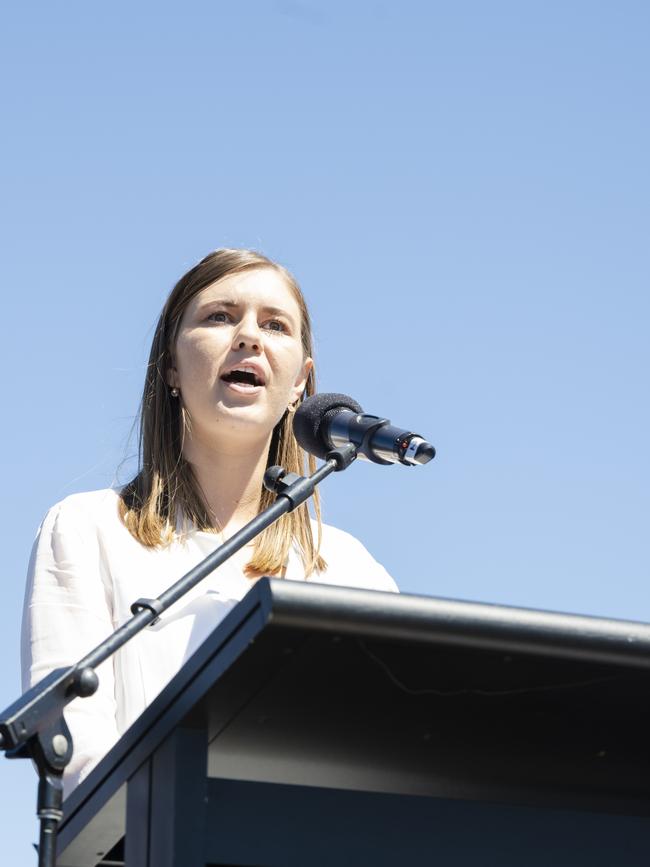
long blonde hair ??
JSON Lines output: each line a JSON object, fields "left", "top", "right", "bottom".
{"left": 119, "top": 248, "right": 325, "bottom": 576}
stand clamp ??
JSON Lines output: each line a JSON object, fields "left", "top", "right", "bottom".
{"left": 264, "top": 445, "right": 357, "bottom": 508}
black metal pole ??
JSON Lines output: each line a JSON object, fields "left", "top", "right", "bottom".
{"left": 36, "top": 771, "right": 64, "bottom": 867}
{"left": 37, "top": 820, "right": 57, "bottom": 867}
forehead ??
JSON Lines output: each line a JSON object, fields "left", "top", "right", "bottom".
{"left": 192, "top": 268, "right": 301, "bottom": 320}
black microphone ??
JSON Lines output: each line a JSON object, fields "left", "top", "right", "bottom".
{"left": 293, "top": 393, "right": 436, "bottom": 466}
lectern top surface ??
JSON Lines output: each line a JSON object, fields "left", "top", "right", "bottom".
{"left": 259, "top": 578, "right": 650, "bottom": 669}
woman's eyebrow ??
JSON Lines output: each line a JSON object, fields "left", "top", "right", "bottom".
{"left": 259, "top": 305, "right": 293, "bottom": 319}
{"left": 198, "top": 297, "right": 239, "bottom": 309}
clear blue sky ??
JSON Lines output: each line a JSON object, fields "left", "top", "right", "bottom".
{"left": 1, "top": 2, "right": 648, "bottom": 862}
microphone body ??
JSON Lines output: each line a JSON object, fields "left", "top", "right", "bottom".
{"left": 327, "top": 409, "right": 435, "bottom": 466}
{"left": 293, "top": 393, "right": 435, "bottom": 467}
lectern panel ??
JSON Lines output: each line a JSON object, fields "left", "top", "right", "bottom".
{"left": 207, "top": 628, "right": 650, "bottom": 815}
{"left": 204, "top": 779, "right": 650, "bottom": 867}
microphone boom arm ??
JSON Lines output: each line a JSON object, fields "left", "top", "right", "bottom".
{"left": 0, "top": 445, "right": 357, "bottom": 867}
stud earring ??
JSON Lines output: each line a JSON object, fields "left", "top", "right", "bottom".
{"left": 171, "top": 387, "right": 180, "bottom": 397}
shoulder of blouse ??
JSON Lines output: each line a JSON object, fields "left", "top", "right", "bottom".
{"left": 308, "top": 519, "right": 399, "bottom": 593}
{"left": 37, "top": 488, "right": 124, "bottom": 536}
{"left": 45, "top": 487, "right": 122, "bottom": 515}
{"left": 34, "top": 491, "right": 399, "bottom": 592}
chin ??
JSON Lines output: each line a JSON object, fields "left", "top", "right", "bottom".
{"left": 213, "top": 404, "right": 280, "bottom": 440}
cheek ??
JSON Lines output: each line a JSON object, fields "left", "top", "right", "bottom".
{"left": 273, "top": 347, "right": 305, "bottom": 391}
{"left": 176, "top": 334, "right": 222, "bottom": 381}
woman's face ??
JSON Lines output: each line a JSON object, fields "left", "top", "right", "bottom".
{"left": 170, "top": 268, "right": 312, "bottom": 451}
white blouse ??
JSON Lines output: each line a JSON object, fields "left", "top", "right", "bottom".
{"left": 20, "top": 488, "right": 398, "bottom": 796}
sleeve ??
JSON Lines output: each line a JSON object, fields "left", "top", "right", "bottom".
{"left": 20, "top": 499, "right": 120, "bottom": 797}
{"left": 345, "top": 535, "right": 400, "bottom": 593}
{"left": 317, "top": 524, "right": 400, "bottom": 593}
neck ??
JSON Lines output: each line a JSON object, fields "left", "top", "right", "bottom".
{"left": 183, "top": 431, "right": 272, "bottom": 537}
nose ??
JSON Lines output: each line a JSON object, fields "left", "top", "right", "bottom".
{"left": 232, "top": 312, "right": 262, "bottom": 353}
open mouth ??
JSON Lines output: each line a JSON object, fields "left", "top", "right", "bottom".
{"left": 220, "top": 366, "right": 265, "bottom": 390}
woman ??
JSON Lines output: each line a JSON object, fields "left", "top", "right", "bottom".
{"left": 21, "top": 248, "right": 397, "bottom": 796}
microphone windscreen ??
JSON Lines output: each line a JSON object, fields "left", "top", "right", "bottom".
{"left": 293, "top": 393, "right": 363, "bottom": 458}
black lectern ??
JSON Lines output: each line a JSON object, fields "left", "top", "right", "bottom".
{"left": 56, "top": 580, "right": 650, "bottom": 866}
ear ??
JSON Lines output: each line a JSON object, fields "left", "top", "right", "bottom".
{"left": 167, "top": 366, "right": 180, "bottom": 389}
{"left": 290, "top": 357, "right": 313, "bottom": 405}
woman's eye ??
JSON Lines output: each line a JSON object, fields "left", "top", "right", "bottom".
{"left": 264, "top": 320, "right": 285, "bottom": 332}
{"left": 207, "top": 311, "right": 229, "bottom": 323}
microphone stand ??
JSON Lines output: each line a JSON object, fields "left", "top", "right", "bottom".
{"left": 0, "top": 445, "right": 357, "bottom": 867}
